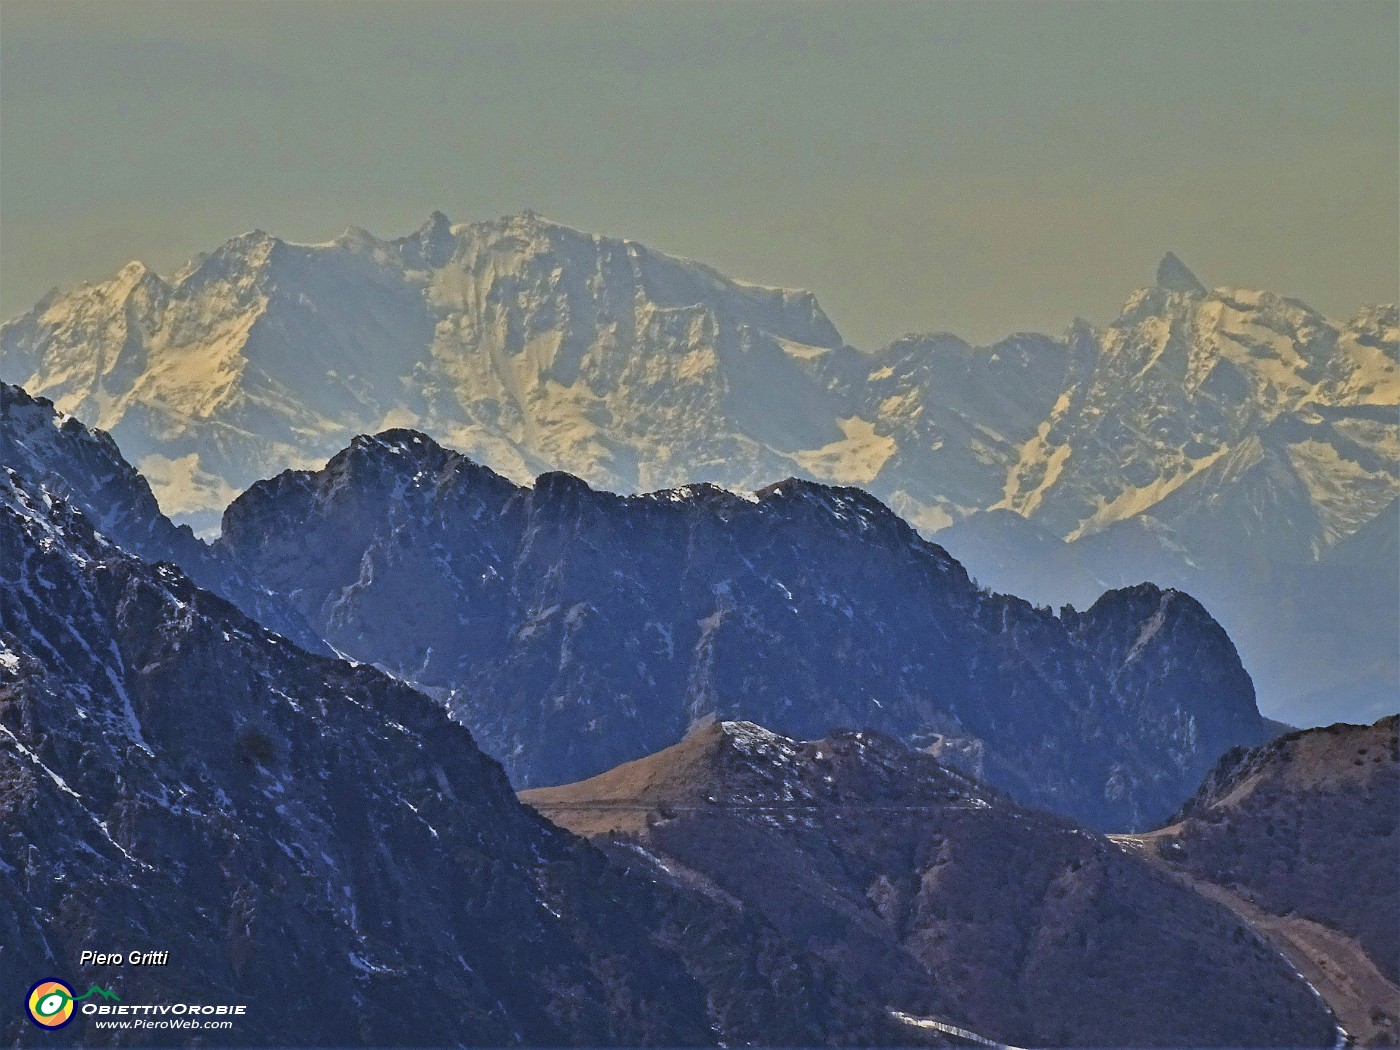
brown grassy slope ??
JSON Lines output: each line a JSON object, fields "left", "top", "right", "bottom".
{"left": 524, "top": 720, "right": 1336, "bottom": 1049}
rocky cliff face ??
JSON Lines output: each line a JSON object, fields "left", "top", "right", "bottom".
{"left": 218, "top": 430, "right": 1271, "bottom": 830}
{"left": 523, "top": 720, "right": 1337, "bottom": 1048}
{"left": 0, "top": 464, "right": 899, "bottom": 1048}
{"left": 0, "top": 382, "right": 327, "bottom": 654}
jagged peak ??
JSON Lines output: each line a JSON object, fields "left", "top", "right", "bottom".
{"left": 1080, "top": 582, "right": 1229, "bottom": 637}
{"left": 333, "top": 223, "right": 383, "bottom": 248}
{"left": 333, "top": 429, "right": 457, "bottom": 475}
{"left": 388, "top": 210, "right": 459, "bottom": 269}
{"left": 38, "top": 259, "right": 168, "bottom": 304}
{"left": 2, "top": 380, "right": 66, "bottom": 423}
{"left": 640, "top": 482, "right": 759, "bottom": 509}
{"left": 755, "top": 476, "right": 900, "bottom": 523}
{"left": 305, "top": 430, "right": 516, "bottom": 504}
{"left": 354, "top": 428, "right": 444, "bottom": 454}
{"left": 532, "top": 470, "right": 596, "bottom": 500}
{"left": 116, "top": 259, "right": 152, "bottom": 279}
{"left": 415, "top": 209, "right": 454, "bottom": 242}
{"left": 176, "top": 229, "right": 281, "bottom": 279}
{"left": 1155, "top": 252, "right": 1207, "bottom": 296}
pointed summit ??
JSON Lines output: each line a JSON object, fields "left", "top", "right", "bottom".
{"left": 403, "top": 210, "right": 456, "bottom": 268}
{"left": 1155, "top": 252, "right": 1207, "bottom": 295}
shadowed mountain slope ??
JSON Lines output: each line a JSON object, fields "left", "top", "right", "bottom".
{"left": 0, "top": 463, "right": 904, "bottom": 1048}
{"left": 524, "top": 720, "right": 1337, "bottom": 1048}
{"left": 218, "top": 429, "right": 1272, "bottom": 830}
{"left": 1122, "top": 716, "right": 1400, "bottom": 1046}
{"left": 0, "top": 381, "right": 327, "bottom": 654}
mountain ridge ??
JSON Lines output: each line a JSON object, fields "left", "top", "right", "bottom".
{"left": 1120, "top": 716, "right": 1399, "bottom": 1047}
{"left": 523, "top": 718, "right": 1338, "bottom": 1048}
{"left": 0, "top": 419, "right": 906, "bottom": 1048}
{"left": 217, "top": 424, "right": 1272, "bottom": 830}
{"left": 0, "top": 381, "right": 328, "bottom": 654}
{"left": 2, "top": 212, "right": 1394, "bottom": 727}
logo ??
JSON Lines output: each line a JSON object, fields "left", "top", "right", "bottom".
{"left": 26, "top": 980, "right": 119, "bottom": 1030}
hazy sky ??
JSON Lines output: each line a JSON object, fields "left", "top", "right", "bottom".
{"left": 2, "top": 1, "right": 1396, "bottom": 347}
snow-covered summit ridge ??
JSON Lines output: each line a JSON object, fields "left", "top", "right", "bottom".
{"left": 1, "top": 211, "right": 854, "bottom": 534}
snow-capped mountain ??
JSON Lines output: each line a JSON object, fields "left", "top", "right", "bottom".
{"left": 1, "top": 214, "right": 1394, "bottom": 725}
{"left": 0, "top": 211, "right": 847, "bottom": 533}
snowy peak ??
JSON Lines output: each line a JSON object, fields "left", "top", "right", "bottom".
{"left": 1154, "top": 251, "right": 1207, "bottom": 295}
{"left": 346, "top": 427, "right": 453, "bottom": 463}
{"left": 396, "top": 209, "right": 456, "bottom": 269}
{"left": 0, "top": 211, "right": 850, "bottom": 529}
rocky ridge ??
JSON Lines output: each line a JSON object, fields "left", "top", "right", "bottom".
{"left": 0, "top": 382, "right": 326, "bottom": 654}
{"left": 0, "top": 458, "right": 901, "bottom": 1048}
{"left": 218, "top": 428, "right": 1273, "bottom": 830}
{"left": 1, "top": 214, "right": 1392, "bottom": 725}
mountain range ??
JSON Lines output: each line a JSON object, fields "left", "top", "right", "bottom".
{"left": 0, "top": 376, "right": 1389, "bottom": 1046}
{"left": 2, "top": 213, "right": 1394, "bottom": 727}
{"left": 0, "top": 401, "right": 904, "bottom": 1048}
{"left": 2, "top": 379, "right": 1272, "bottom": 833}
{"left": 215, "top": 427, "right": 1271, "bottom": 831}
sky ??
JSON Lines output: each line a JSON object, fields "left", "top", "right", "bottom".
{"left": 1, "top": 0, "right": 1396, "bottom": 349}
